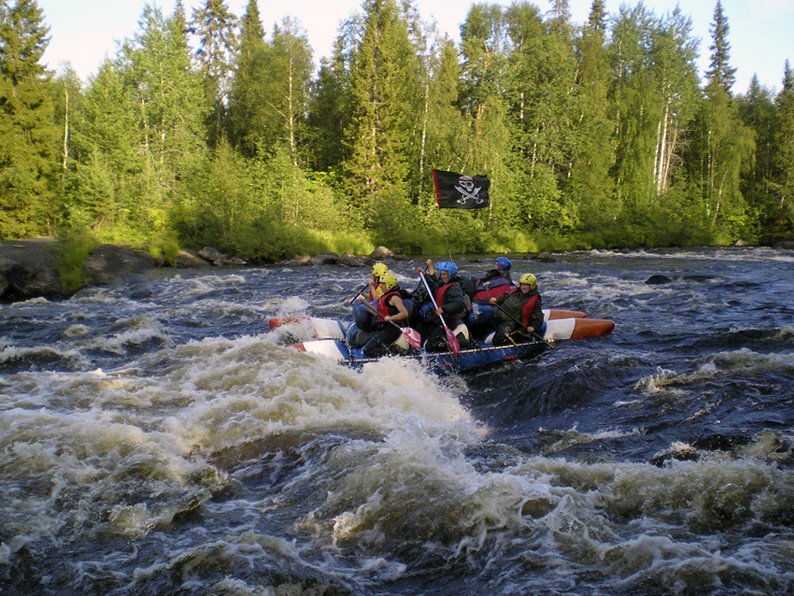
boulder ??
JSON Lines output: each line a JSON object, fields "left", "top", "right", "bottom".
{"left": 197, "top": 246, "right": 246, "bottom": 266}
{"left": 337, "top": 255, "right": 368, "bottom": 267}
{"left": 645, "top": 274, "right": 673, "bottom": 285}
{"left": 0, "top": 239, "right": 64, "bottom": 300}
{"left": 175, "top": 249, "right": 212, "bottom": 268}
{"left": 370, "top": 246, "right": 394, "bottom": 259}
{"left": 281, "top": 255, "right": 312, "bottom": 267}
{"left": 84, "top": 244, "right": 155, "bottom": 285}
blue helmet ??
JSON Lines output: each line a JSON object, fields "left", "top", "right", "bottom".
{"left": 495, "top": 256, "right": 512, "bottom": 271}
{"left": 436, "top": 261, "right": 458, "bottom": 278}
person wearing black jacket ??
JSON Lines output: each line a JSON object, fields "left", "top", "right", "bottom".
{"left": 489, "top": 273, "right": 544, "bottom": 345}
{"left": 414, "top": 260, "right": 471, "bottom": 350}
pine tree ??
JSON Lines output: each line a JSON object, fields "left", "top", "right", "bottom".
{"left": 569, "top": 0, "right": 616, "bottom": 237}
{"left": 458, "top": 3, "right": 514, "bottom": 232}
{"left": 191, "top": 0, "right": 237, "bottom": 146}
{"left": 69, "top": 60, "right": 139, "bottom": 232}
{"left": 263, "top": 18, "right": 313, "bottom": 165}
{"left": 226, "top": 0, "right": 266, "bottom": 157}
{"left": 687, "top": 2, "right": 754, "bottom": 240}
{"left": 121, "top": 4, "right": 208, "bottom": 234}
{"left": 773, "top": 61, "right": 794, "bottom": 232}
{"left": 340, "top": 0, "right": 422, "bottom": 226}
{"left": 737, "top": 75, "right": 778, "bottom": 232}
{"left": 705, "top": 0, "right": 736, "bottom": 94}
{"left": 0, "top": 0, "right": 59, "bottom": 238}
{"left": 422, "top": 38, "right": 468, "bottom": 194}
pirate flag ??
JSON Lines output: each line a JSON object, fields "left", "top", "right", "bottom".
{"left": 432, "top": 169, "right": 490, "bottom": 209}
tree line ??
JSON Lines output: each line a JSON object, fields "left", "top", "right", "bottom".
{"left": 1, "top": 0, "right": 792, "bottom": 261}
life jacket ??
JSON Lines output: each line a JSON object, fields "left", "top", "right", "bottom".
{"left": 435, "top": 281, "right": 468, "bottom": 321}
{"left": 367, "top": 284, "right": 384, "bottom": 300}
{"left": 472, "top": 277, "right": 513, "bottom": 303}
{"left": 376, "top": 289, "right": 402, "bottom": 323}
{"left": 434, "top": 281, "right": 456, "bottom": 306}
{"left": 521, "top": 293, "right": 540, "bottom": 328}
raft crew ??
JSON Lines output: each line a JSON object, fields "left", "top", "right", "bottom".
{"left": 354, "top": 271, "right": 410, "bottom": 357}
{"left": 347, "top": 257, "right": 544, "bottom": 352}
{"left": 489, "top": 273, "right": 545, "bottom": 345}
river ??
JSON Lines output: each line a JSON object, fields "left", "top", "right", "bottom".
{"left": 1, "top": 247, "right": 792, "bottom": 594}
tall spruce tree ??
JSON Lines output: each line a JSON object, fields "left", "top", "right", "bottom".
{"left": 737, "top": 75, "right": 778, "bottom": 231}
{"left": 69, "top": 60, "right": 139, "bottom": 232}
{"left": 191, "top": 0, "right": 237, "bottom": 146}
{"left": 226, "top": 0, "right": 266, "bottom": 157}
{"left": 0, "top": 0, "right": 58, "bottom": 238}
{"left": 569, "top": 0, "right": 616, "bottom": 238}
{"left": 687, "top": 2, "right": 754, "bottom": 240}
{"left": 773, "top": 61, "right": 794, "bottom": 233}
{"left": 422, "top": 38, "right": 468, "bottom": 195}
{"left": 705, "top": 0, "right": 736, "bottom": 94}
{"left": 340, "top": 0, "right": 422, "bottom": 229}
{"left": 120, "top": 4, "right": 208, "bottom": 235}
{"left": 458, "top": 3, "right": 514, "bottom": 233}
{"left": 263, "top": 18, "right": 313, "bottom": 165}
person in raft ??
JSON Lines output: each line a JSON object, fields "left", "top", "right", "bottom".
{"left": 489, "top": 273, "right": 545, "bottom": 345}
{"left": 462, "top": 256, "right": 515, "bottom": 334}
{"left": 355, "top": 271, "right": 410, "bottom": 357}
{"left": 352, "top": 262, "right": 389, "bottom": 332}
{"left": 415, "top": 260, "right": 472, "bottom": 351}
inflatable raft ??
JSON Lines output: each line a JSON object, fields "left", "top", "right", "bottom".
{"left": 291, "top": 334, "right": 548, "bottom": 373}
{"left": 268, "top": 309, "right": 614, "bottom": 343}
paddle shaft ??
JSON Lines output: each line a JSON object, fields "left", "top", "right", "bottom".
{"left": 419, "top": 271, "right": 460, "bottom": 355}
{"left": 493, "top": 301, "right": 553, "bottom": 349}
{"left": 347, "top": 283, "right": 369, "bottom": 305}
{"left": 357, "top": 295, "right": 407, "bottom": 331}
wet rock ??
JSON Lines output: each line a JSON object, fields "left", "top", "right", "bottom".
{"left": 337, "top": 254, "right": 368, "bottom": 267}
{"left": 371, "top": 246, "right": 393, "bottom": 259}
{"left": 645, "top": 274, "right": 673, "bottom": 285}
{"left": 84, "top": 245, "right": 155, "bottom": 285}
{"left": 281, "top": 255, "right": 312, "bottom": 267}
{"left": 197, "top": 246, "right": 247, "bottom": 266}
{"left": 0, "top": 239, "right": 64, "bottom": 300}
{"left": 175, "top": 249, "right": 211, "bottom": 268}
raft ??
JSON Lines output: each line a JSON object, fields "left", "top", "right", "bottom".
{"left": 291, "top": 334, "right": 548, "bottom": 373}
{"left": 268, "top": 309, "right": 614, "bottom": 343}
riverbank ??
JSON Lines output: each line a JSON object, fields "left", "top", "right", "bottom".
{"left": 0, "top": 239, "right": 388, "bottom": 302}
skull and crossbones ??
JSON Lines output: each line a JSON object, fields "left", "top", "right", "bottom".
{"left": 454, "top": 175, "right": 485, "bottom": 205}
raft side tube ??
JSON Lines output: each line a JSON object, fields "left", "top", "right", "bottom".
{"left": 270, "top": 309, "right": 587, "bottom": 335}
{"left": 543, "top": 309, "right": 588, "bottom": 320}
{"left": 288, "top": 339, "right": 350, "bottom": 360}
{"left": 544, "top": 317, "right": 615, "bottom": 341}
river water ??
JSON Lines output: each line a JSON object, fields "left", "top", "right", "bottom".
{"left": 1, "top": 247, "right": 792, "bottom": 594}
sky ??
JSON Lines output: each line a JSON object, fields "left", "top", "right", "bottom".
{"left": 38, "top": 0, "right": 794, "bottom": 94}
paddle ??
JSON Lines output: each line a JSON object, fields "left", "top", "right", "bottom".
{"left": 492, "top": 302, "right": 554, "bottom": 350}
{"left": 419, "top": 271, "right": 460, "bottom": 356}
{"left": 355, "top": 294, "right": 422, "bottom": 350}
{"left": 347, "top": 283, "right": 369, "bottom": 305}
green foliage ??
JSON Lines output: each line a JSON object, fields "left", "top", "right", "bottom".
{"left": 0, "top": 0, "right": 60, "bottom": 238}
{"left": 5, "top": 0, "right": 791, "bottom": 259}
{"left": 147, "top": 233, "right": 180, "bottom": 266}
{"left": 56, "top": 220, "right": 97, "bottom": 294}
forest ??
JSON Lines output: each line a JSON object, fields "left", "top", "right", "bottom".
{"left": 1, "top": 0, "right": 793, "bottom": 266}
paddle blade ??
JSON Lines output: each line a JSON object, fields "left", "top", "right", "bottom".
{"left": 446, "top": 327, "right": 460, "bottom": 356}
{"left": 402, "top": 327, "right": 422, "bottom": 350}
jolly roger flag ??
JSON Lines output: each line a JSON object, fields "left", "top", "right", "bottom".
{"left": 432, "top": 169, "right": 490, "bottom": 209}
